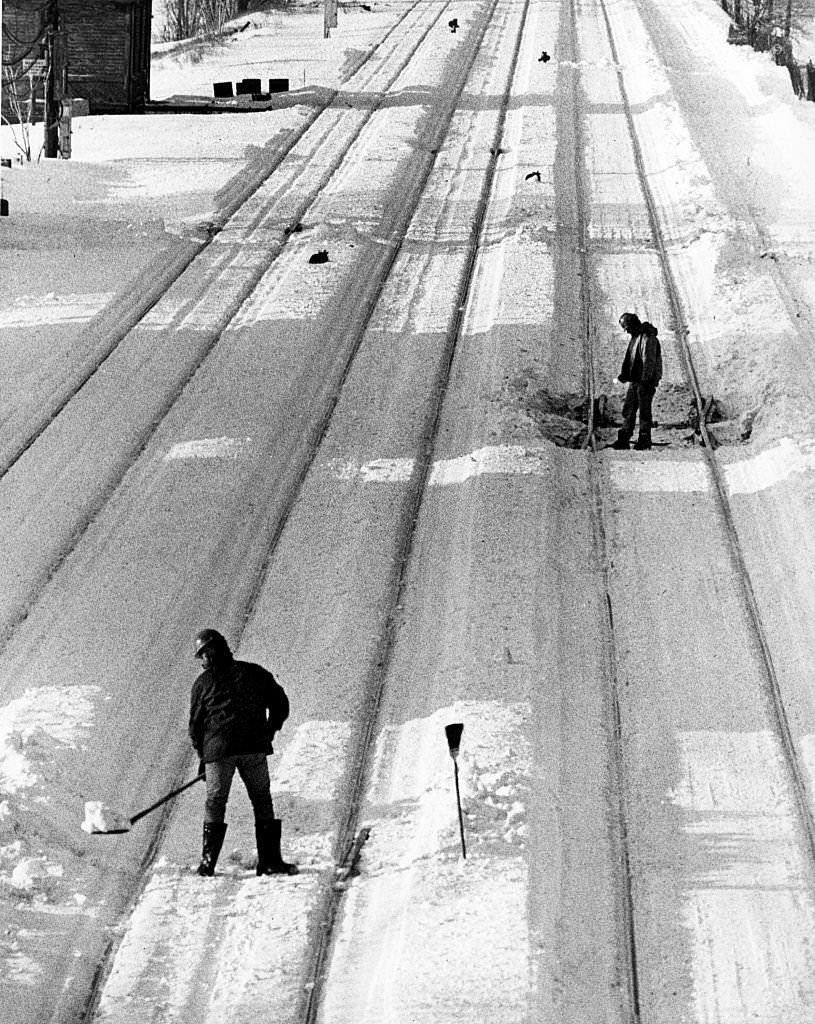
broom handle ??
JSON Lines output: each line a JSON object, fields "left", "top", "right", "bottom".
{"left": 130, "top": 772, "right": 206, "bottom": 824}
{"left": 454, "top": 761, "right": 467, "bottom": 859}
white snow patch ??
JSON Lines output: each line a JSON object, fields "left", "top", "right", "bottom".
{"left": 327, "top": 457, "right": 414, "bottom": 483}
{"left": 92, "top": 723, "right": 351, "bottom": 1023}
{"left": 610, "top": 438, "right": 815, "bottom": 495}
{"left": 427, "top": 444, "right": 551, "bottom": 487}
{"left": 0, "top": 293, "right": 114, "bottom": 328}
{"left": 93, "top": 873, "right": 222, "bottom": 1023}
{"left": 671, "top": 730, "right": 815, "bottom": 1018}
{"left": 0, "top": 686, "right": 98, "bottom": 793}
{"left": 81, "top": 801, "right": 131, "bottom": 834}
{"left": 322, "top": 701, "right": 532, "bottom": 1022}
{"left": 95, "top": 869, "right": 320, "bottom": 1024}
{"left": 724, "top": 436, "right": 815, "bottom": 495}
{"left": 327, "top": 444, "right": 552, "bottom": 488}
{"left": 272, "top": 719, "right": 353, "bottom": 801}
{"left": 105, "top": 161, "right": 235, "bottom": 200}
{"left": 609, "top": 458, "right": 710, "bottom": 493}
{"left": 4, "top": 950, "right": 43, "bottom": 986}
{"left": 164, "top": 436, "right": 253, "bottom": 461}
{"left": 9, "top": 857, "right": 63, "bottom": 892}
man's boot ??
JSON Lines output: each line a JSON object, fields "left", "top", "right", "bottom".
{"left": 197, "top": 822, "right": 227, "bottom": 876}
{"left": 633, "top": 431, "right": 652, "bottom": 451}
{"left": 255, "top": 818, "right": 299, "bottom": 876}
{"left": 610, "top": 430, "right": 630, "bottom": 450}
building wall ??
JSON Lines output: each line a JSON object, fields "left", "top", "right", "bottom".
{"left": 2, "top": 0, "right": 152, "bottom": 120}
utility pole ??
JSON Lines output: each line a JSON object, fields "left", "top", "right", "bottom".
{"left": 43, "top": 0, "right": 60, "bottom": 157}
{"left": 324, "top": 0, "right": 338, "bottom": 39}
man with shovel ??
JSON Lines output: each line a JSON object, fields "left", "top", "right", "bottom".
{"left": 189, "top": 628, "right": 298, "bottom": 877}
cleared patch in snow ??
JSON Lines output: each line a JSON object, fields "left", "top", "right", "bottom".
{"left": 164, "top": 436, "right": 253, "bottom": 460}
{"left": 94, "top": 869, "right": 320, "bottom": 1024}
{"left": 92, "top": 719, "right": 350, "bottom": 1023}
{"left": 0, "top": 293, "right": 114, "bottom": 328}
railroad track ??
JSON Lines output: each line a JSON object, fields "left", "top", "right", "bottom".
{"left": 0, "top": 0, "right": 463, "bottom": 652}
{"left": 8, "top": 0, "right": 810, "bottom": 1020}
{"left": 577, "top": 0, "right": 815, "bottom": 1017}
{"left": 74, "top": 0, "right": 537, "bottom": 1020}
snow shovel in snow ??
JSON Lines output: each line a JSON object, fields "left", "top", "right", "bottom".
{"left": 445, "top": 723, "right": 467, "bottom": 859}
{"left": 82, "top": 771, "right": 206, "bottom": 835}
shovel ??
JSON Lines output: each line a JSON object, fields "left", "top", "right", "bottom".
{"left": 82, "top": 772, "right": 206, "bottom": 835}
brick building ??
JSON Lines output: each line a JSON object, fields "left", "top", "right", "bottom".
{"left": 2, "top": 0, "right": 152, "bottom": 120}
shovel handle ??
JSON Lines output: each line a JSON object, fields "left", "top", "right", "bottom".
{"left": 129, "top": 772, "right": 206, "bottom": 825}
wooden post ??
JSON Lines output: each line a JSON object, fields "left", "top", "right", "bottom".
{"left": 44, "top": 0, "right": 60, "bottom": 157}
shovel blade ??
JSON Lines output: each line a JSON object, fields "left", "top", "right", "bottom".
{"left": 81, "top": 801, "right": 132, "bottom": 835}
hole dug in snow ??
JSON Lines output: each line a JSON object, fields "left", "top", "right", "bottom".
{"left": 500, "top": 371, "right": 589, "bottom": 449}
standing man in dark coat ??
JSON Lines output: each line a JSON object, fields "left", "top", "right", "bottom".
{"left": 612, "top": 312, "right": 663, "bottom": 451}
{"left": 189, "top": 628, "right": 298, "bottom": 877}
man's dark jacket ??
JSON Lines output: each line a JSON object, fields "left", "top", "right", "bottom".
{"left": 619, "top": 322, "right": 662, "bottom": 386}
{"left": 189, "top": 657, "right": 290, "bottom": 762}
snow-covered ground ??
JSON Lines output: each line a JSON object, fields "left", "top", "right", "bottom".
{"left": 3, "top": 0, "right": 815, "bottom": 1022}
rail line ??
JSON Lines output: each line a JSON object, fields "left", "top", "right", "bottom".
{"left": 0, "top": 0, "right": 432, "bottom": 483}
{"left": 599, "top": 0, "right": 815, "bottom": 872}
{"left": 577, "top": 0, "right": 815, "bottom": 1015}
{"left": 0, "top": 0, "right": 457, "bottom": 658}
{"left": 296, "top": 0, "right": 535, "bottom": 1015}
{"left": 561, "top": 0, "right": 642, "bottom": 1015}
{"left": 77, "top": 0, "right": 528, "bottom": 1020}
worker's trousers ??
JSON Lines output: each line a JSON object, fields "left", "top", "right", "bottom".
{"left": 620, "top": 381, "right": 656, "bottom": 442}
{"left": 204, "top": 752, "right": 275, "bottom": 824}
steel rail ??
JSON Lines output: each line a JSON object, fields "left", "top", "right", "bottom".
{"left": 76, "top": 0, "right": 520, "bottom": 1021}
{"left": 296, "top": 0, "right": 534, "bottom": 1016}
{"left": 561, "top": 0, "right": 642, "bottom": 1015}
{"left": 73, "top": 4, "right": 506, "bottom": 1021}
{"left": 0, "top": 0, "right": 431, "bottom": 483}
{"left": 257, "top": 6, "right": 539, "bottom": 1024}
{"left": 0, "top": 0, "right": 452, "bottom": 666}
{"left": 597, "top": 0, "right": 815, "bottom": 905}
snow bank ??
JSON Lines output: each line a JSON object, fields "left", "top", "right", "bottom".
{"left": 0, "top": 686, "right": 98, "bottom": 899}
{"left": 0, "top": 685, "right": 98, "bottom": 794}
